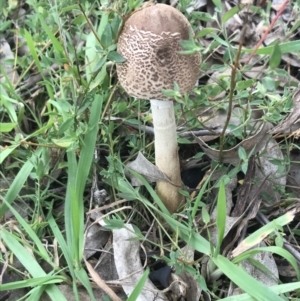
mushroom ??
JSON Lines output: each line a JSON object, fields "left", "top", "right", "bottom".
{"left": 116, "top": 3, "right": 201, "bottom": 213}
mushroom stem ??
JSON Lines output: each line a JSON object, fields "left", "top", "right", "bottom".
{"left": 150, "top": 99, "right": 183, "bottom": 213}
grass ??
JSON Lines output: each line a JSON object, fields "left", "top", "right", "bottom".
{"left": 1, "top": 0, "right": 300, "bottom": 300}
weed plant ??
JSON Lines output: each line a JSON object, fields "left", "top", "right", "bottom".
{"left": 0, "top": 0, "right": 300, "bottom": 300}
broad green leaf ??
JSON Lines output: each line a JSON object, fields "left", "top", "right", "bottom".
{"left": 238, "top": 146, "right": 247, "bottom": 160}
{"left": 103, "top": 218, "right": 125, "bottom": 230}
{"left": 101, "top": 23, "right": 112, "bottom": 49}
{"left": 57, "top": 117, "right": 74, "bottom": 135}
{"left": 61, "top": 5, "right": 78, "bottom": 13}
{"left": 65, "top": 149, "right": 78, "bottom": 264}
{"left": 85, "top": 32, "right": 100, "bottom": 83}
{"left": 209, "top": 33, "right": 230, "bottom": 48}
{"left": 92, "top": 55, "right": 107, "bottom": 73}
{"left": 89, "top": 63, "right": 107, "bottom": 91}
{"left": 72, "top": 15, "right": 86, "bottom": 25}
{"left": 262, "top": 76, "right": 277, "bottom": 91}
{"left": 128, "top": 0, "right": 143, "bottom": 10}
{"left": 0, "top": 145, "right": 18, "bottom": 164}
{"left": 212, "top": 0, "right": 222, "bottom": 11}
{"left": 202, "top": 207, "right": 210, "bottom": 224}
{"left": 85, "top": 12, "right": 109, "bottom": 82}
{"left": 236, "top": 79, "right": 255, "bottom": 90}
{"left": 269, "top": 42, "right": 282, "bottom": 68}
{"left": 191, "top": 11, "right": 214, "bottom": 22}
{"left": 110, "top": 14, "right": 122, "bottom": 40}
{"left": 0, "top": 20, "right": 11, "bottom": 32}
{"left": 222, "top": 6, "right": 240, "bottom": 23}
{"left": 26, "top": 286, "right": 45, "bottom": 301}
{"left": 52, "top": 138, "right": 74, "bottom": 148}
{"left": 48, "top": 214, "right": 80, "bottom": 300}
{"left": 0, "top": 122, "right": 17, "bottom": 132}
{"left": 195, "top": 28, "right": 217, "bottom": 39}
{"left": 107, "top": 51, "right": 126, "bottom": 63}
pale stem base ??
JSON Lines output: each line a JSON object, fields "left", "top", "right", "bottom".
{"left": 150, "top": 99, "right": 183, "bottom": 213}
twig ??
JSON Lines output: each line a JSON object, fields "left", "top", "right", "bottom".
{"left": 123, "top": 121, "right": 254, "bottom": 137}
{"left": 245, "top": 0, "right": 290, "bottom": 65}
{"left": 218, "top": 25, "right": 247, "bottom": 162}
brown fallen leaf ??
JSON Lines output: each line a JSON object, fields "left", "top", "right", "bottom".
{"left": 125, "top": 151, "right": 171, "bottom": 186}
{"left": 113, "top": 224, "right": 167, "bottom": 301}
{"left": 194, "top": 121, "right": 272, "bottom": 165}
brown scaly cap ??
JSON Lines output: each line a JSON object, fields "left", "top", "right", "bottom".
{"left": 116, "top": 3, "right": 201, "bottom": 100}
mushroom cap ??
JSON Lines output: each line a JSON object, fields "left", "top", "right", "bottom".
{"left": 116, "top": 3, "right": 201, "bottom": 100}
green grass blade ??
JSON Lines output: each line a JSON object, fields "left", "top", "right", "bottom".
{"left": 2, "top": 199, "right": 51, "bottom": 261}
{"left": 0, "top": 230, "right": 68, "bottom": 300}
{"left": 234, "top": 246, "right": 300, "bottom": 280}
{"left": 36, "top": 14, "right": 64, "bottom": 54}
{"left": 127, "top": 269, "right": 150, "bottom": 301}
{"left": 48, "top": 215, "right": 80, "bottom": 301}
{"left": 126, "top": 170, "right": 211, "bottom": 255}
{"left": 66, "top": 150, "right": 80, "bottom": 264}
{"left": 0, "top": 148, "right": 42, "bottom": 218}
{"left": 26, "top": 286, "right": 45, "bottom": 301}
{"left": 48, "top": 215, "right": 74, "bottom": 276}
{"left": 76, "top": 94, "right": 103, "bottom": 202}
{"left": 160, "top": 211, "right": 211, "bottom": 255}
{"left": 24, "top": 29, "right": 42, "bottom": 72}
{"left": 220, "top": 282, "right": 300, "bottom": 300}
{"left": 75, "top": 93, "right": 103, "bottom": 259}
{"left": 191, "top": 171, "right": 212, "bottom": 221}
{"left": 127, "top": 169, "right": 170, "bottom": 215}
{"left": 65, "top": 94, "right": 103, "bottom": 266}
{"left": 215, "top": 180, "right": 226, "bottom": 256}
{"left": 243, "top": 40, "right": 300, "bottom": 55}
{"left": 0, "top": 276, "right": 65, "bottom": 290}
{"left": 231, "top": 209, "right": 295, "bottom": 257}
{"left": 213, "top": 255, "right": 284, "bottom": 301}
{"left": 75, "top": 268, "right": 96, "bottom": 301}
{"left": 23, "top": 29, "right": 54, "bottom": 99}
{"left": 85, "top": 12, "right": 109, "bottom": 82}
{"left": 1, "top": 230, "right": 46, "bottom": 274}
